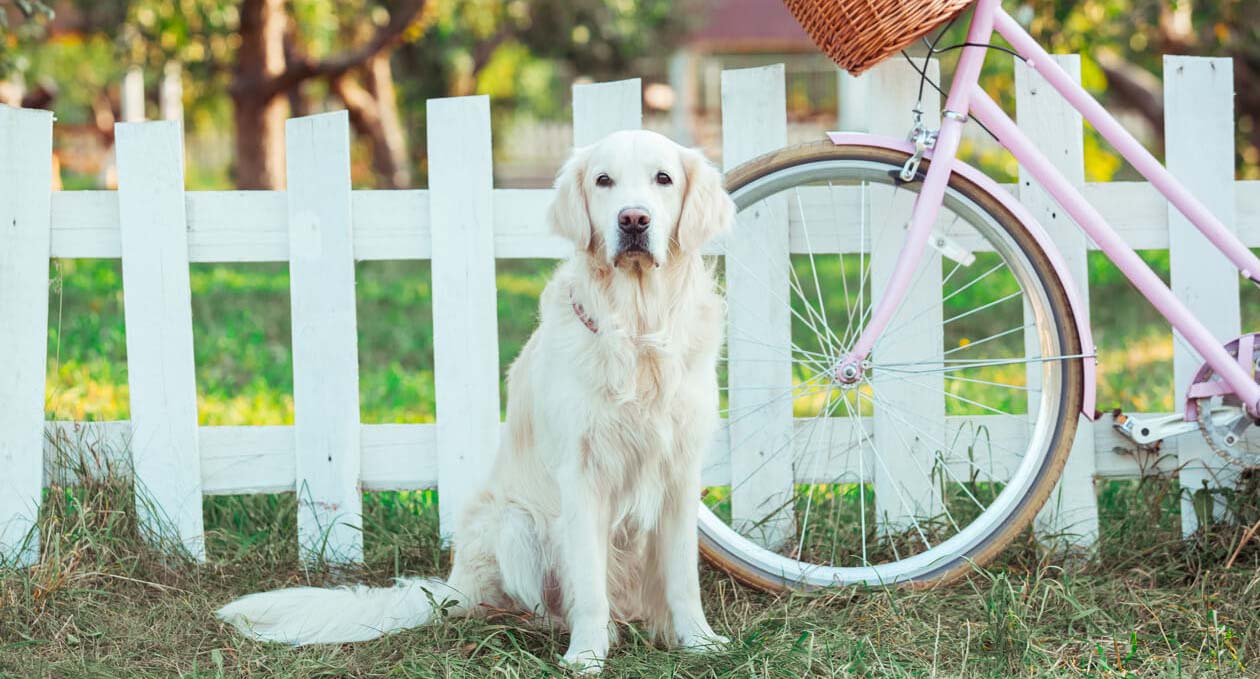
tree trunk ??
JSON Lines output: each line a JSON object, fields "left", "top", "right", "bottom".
{"left": 332, "top": 55, "right": 411, "bottom": 188}
{"left": 230, "top": 0, "right": 426, "bottom": 188}
{"left": 232, "top": 0, "right": 289, "bottom": 189}
{"left": 365, "top": 55, "right": 411, "bottom": 188}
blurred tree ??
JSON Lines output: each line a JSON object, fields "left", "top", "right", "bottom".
{"left": 0, "top": 0, "right": 54, "bottom": 101}
{"left": 131, "top": 0, "right": 695, "bottom": 187}
{"left": 390, "top": 0, "right": 696, "bottom": 177}
{"left": 4, "top": 0, "right": 698, "bottom": 188}
{"left": 226, "top": 0, "right": 429, "bottom": 188}
{"left": 1026, "top": 0, "right": 1260, "bottom": 176}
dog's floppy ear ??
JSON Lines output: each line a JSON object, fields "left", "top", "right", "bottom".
{"left": 677, "top": 147, "right": 735, "bottom": 253}
{"left": 548, "top": 146, "right": 593, "bottom": 251}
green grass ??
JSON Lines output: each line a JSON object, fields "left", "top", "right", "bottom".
{"left": 44, "top": 257, "right": 553, "bottom": 425}
{"left": 3, "top": 440, "right": 1260, "bottom": 677}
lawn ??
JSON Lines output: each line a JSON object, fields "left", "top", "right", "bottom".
{"left": 2, "top": 457, "right": 1258, "bottom": 678}
{"left": 7, "top": 248, "right": 1260, "bottom": 677}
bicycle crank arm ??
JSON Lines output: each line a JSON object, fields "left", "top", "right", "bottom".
{"left": 1114, "top": 407, "right": 1248, "bottom": 447}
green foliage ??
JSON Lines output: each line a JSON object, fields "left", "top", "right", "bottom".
{"left": 0, "top": 0, "right": 53, "bottom": 76}
{"left": 1025, "top": 0, "right": 1260, "bottom": 178}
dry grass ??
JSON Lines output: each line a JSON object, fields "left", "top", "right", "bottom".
{"left": 3, "top": 439, "right": 1260, "bottom": 678}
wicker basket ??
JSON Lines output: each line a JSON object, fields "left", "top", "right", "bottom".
{"left": 783, "top": 0, "right": 974, "bottom": 75}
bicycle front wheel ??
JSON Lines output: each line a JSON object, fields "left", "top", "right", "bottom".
{"left": 699, "top": 141, "right": 1085, "bottom": 590}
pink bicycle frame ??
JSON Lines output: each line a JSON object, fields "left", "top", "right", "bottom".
{"left": 840, "top": 0, "right": 1260, "bottom": 417}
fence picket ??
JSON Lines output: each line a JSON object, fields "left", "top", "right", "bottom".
{"left": 867, "top": 60, "right": 946, "bottom": 533}
{"left": 1165, "top": 57, "right": 1240, "bottom": 537}
{"left": 0, "top": 106, "right": 53, "bottom": 566}
{"left": 115, "top": 121, "right": 206, "bottom": 559}
{"left": 427, "top": 95, "right": 500, "bottom": 541}
{"left": 285, "top": 111, "right": 364, "bottom": 563}
{"left": 573, "top": 78, "right": 641, "bottom": 145}
{"left": 836, "top": 70, "right": 869, "bottom": 132}
{"left": 721, "top": 64, "right": 794, "bottom": 548}
{"left": 1015, "top": 56, "right": 1100, "bottom": 548}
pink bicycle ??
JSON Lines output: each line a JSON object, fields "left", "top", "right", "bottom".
{"left": 696, "top": 0, "right": 1256, "bottom": 590}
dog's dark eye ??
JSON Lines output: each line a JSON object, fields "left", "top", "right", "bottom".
{"left": 595, "top": 173, "right": 613, "bottom": 187}
{"left": 655, "top": 172, "right": 673, "bottom": 186}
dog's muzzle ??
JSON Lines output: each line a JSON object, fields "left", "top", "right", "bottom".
{"left": 614, "top": 207, "right": 656, "bottom": 267}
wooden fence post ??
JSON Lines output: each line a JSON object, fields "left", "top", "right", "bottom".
{"left": 1165, "top": 57, "right": 1239, "bottom": 537}
{"left": 573, "top": 79, "right": 641, "bottom": 144}
{"left": 0, "top": 106, "right": 53, "bottom": 566}
{"left": 427, "top": 96, "right": 500, "bottom": 541}
{"left": 721, "top": 64, "right": 793, "bottom": 548}
{"left": 286, "top": 111, "right": 364, "bottom": 563}
{"left": 866, "top": 59, "right": 946, "bottom": 534}
{"left": 116, "top": 120, "right": 205, "bottom": 559}
{"left": 1016, "top": 55, "right": 1100, "bottom": 548}
{"left": 837, "top": 69, "right": 869, "bottom": 132}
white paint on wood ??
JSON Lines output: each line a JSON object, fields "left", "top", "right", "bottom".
{"left": 867, "top": 60, "right": 946, "bottom": 534}
{"left": 42, "top": 179, "right": 1260, "bottom": 262}
{"left": 668, "top": 53, "right": 696, "bottom": 145}
{"left": 427, "top": 96, "right": 500, "bottom": 540}
{"left": 115, "top": 120, "right": 206, "bottom": 559}
{"left": 572, "top": 78, "right": 642, "bottom": 146}
{"left": 0, "top": 106, "right": 53, "bottom": 566}
{"left": 1165, "top": 57, "right": 1240, "bottom": 537}
{"left": 200, "top": 424, "right": 438, "bottom": 495}
{"left": 44, "top": 410, "right": 1230, "bottom": 498}
{"left": 722, "top": 64, "right": 794, "bottom": 548}
{"left": 285, "top": 111, "right": 364, "bottom": 563}
{"left": 837, "top": 70, "right": 869, "bottom": 132}
{"left": 1016, "top": 56, "right": 1099, "bottom": 548}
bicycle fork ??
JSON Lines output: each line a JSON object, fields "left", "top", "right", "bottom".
{"left": 833, "top": 0, "right": 992, "bottom": 391}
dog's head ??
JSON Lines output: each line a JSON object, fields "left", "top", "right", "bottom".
{"left": 548, "top": 130, "right": 734, "bottom": 270}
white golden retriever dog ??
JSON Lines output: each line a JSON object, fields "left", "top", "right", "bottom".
{"left": 217, "top": 129, "right": 735, "bottom": 673}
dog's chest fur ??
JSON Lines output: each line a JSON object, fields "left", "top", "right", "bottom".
{"left": 580, "top": 288, "right": 721, "bottom": 529}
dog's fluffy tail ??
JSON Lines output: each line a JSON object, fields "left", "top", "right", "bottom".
{"left": 216, "top": 577, "right": 469, "bottom": 646}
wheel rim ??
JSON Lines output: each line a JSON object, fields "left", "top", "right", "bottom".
{"left": 700, "top": 156, "right": 1072, "bottom": 587}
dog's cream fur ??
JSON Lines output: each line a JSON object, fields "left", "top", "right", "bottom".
{"left": 217, "top": 130, "right": 734, "bottom": 673}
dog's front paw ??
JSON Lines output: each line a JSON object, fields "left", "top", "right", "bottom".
{"left": 679, "top": 630, "right": 730, "bottom": 652}
{"left": 561, "top": 647, "right": 606, "bottom": 675}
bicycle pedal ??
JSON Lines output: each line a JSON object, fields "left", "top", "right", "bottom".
{"left": 1113, "top": 411, "right": 1197, "bottom": 446}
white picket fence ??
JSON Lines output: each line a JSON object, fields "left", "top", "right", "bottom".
{"left": 1, "top": 55, "right": 1256, "bottom": 567}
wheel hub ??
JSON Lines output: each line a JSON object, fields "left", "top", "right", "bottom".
{"left": 835, "top": 362, "right": 861, "bottom": 383}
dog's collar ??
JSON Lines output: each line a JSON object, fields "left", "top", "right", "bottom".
{"left": 570, "top": 290, "right": 599, "bottom": 334}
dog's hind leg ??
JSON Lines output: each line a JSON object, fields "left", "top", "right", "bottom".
{"left": 494, "top": 505, "right": 556, "bottom": 618}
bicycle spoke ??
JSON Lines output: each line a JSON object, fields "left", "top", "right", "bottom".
{"left": 873, "top": 353, "right": 1090, "bottom": 375}
{"left": 941, "top": 323, "right": 1033, "bottom": 357}
{"left": 838, "top": 387, "right": 933, "bottom": 550}
{"left": 860, "top": 389, "right": 990, "bottom": 512}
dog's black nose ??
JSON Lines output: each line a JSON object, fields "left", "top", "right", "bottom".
{"left": 618, "top": 207, "right": 651, "bottom": 235}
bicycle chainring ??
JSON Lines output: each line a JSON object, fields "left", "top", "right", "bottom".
{"left": 1186, "top": 333, "right": 1260, "bottom": 468}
